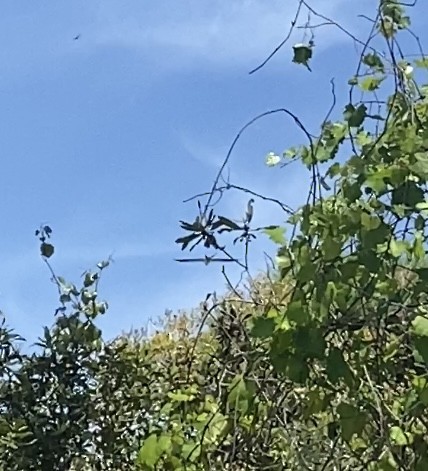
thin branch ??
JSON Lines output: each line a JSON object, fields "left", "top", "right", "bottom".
{"left": 249, "top": 0, "right": 304, "bottom": 75}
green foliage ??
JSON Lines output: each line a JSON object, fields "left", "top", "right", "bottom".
{"left": 2, "top": 1, "right": 428, "bottom": 470}
{"left": 171, "top": 1, "right": 428, "bottom": 468}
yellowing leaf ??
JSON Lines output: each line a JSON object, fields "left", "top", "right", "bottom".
{"left": 265, "top": 152, "right": 281, "bottom": 167}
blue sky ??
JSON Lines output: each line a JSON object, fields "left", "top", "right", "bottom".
{"left": 1, "top": 0, "right": 427, "bottom": 343}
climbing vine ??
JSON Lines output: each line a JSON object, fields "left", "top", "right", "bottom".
{"left": 172, "top": 1, "right": 428, "bottom": 469}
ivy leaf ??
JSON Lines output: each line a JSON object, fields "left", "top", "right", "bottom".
{"left": 251, "top": 317, "right": 275, "bottom": 339}
{"left": 337, "top": 403, "right": 367, "bottom": 441}
{"left": 286, "top": 301, "right": 309, "bottom": 325}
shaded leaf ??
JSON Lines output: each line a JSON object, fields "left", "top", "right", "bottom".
{"left": 40, "top": 242, "right": 54, "bottom": 258}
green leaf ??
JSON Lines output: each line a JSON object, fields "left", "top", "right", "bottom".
{"left": 361, "top": 223, "right": 390, "bottom": 249}
{"left": 83, "top": 272, "right": 97, "bottom": 287}
{"left": 358, "top": 250, "right": 381, "bottom": 273}
{"left": 327, "top": 348, "right": 353, "bottom": 386}
{"left": 292, "top": 43, "right": 313, "bottom": 70}
{"left": 251, "top": 317, "right": 275, "bottom": 339}
{"left": 362, "top": 52, "right": 385, "bottom": 72}
{"left": 338, "top": 403, "right": 366, "bottom": 441}
{"left": 391, "top": 183, "right": 424, "bottom": 207}
{"left": 344, "top": 104, "right": 367, "bottom": 127}
{"left": 304, "top": 389, "right": 329, "bottom": 417}
{"left": 416, "top": 456, "right": 428, "bottom": 471}
{"left": 286, "top": 301, "right": 309, "bottom": 325}
{"left": 40, "top": 242, "right": 54, "bottom": 258}
{"left": 138, "top": 434, "right": 159, "bottom": 468}
{"left": 371, "top": 451, "right": 398, "bottom": 470}
{"left": 389, "top": 238, "right": 408, "bottom": 258}
{"left": 410, "top": 153, "right": 428, "bottom": 179}
{"left": 285, "top": 355, "right": 309, "bottom": 383}
{"left": 389, "top": 426, "right": 413, "bottom": 446}
{"left": 359, "top": 76, "right": 385, "bottom": 92}
{"left": 411, "top": 316, "right": 428, "bottom": 337}
{"left": 167, "top": 391, "right": 195, "bottom": 402}
{"left": 413, "top": 337, "right": 428, "bottom": 365}
{"left": 263, "top": 226, "right": 286, "bottom": 245}
{"left": 415, "top": 215, "right": 425, "bottom": 231}
{"left": 322, "top": 238, "right": 342, "bottom": 261}
{"left": 416, "top": 201, "right": 428, "bottom": 211}
{"left": 361, "top": 212, "right": 381, "bottom": 230}
{"left": 413, "top": 232, "right": 425, "bottom": 260}
{"left": 227, "top": 375, "right": 253, "bottom": 413}
{"left": 415, "top": 57, "right": 428, "bottom": 69}
{"left": 365, "top": 173, "right": 387, "bottom": 193}
{"left": 296, "top": 261, "right": 317, "bottom": 283}
{"left": 342, "top": 181, "right": 362, "bottom": 202}
{"left": 157, "top": 435, "right": 173, "bottom": 455}
{"left": 294, "top": 327, "right": 326, "bottom": 359}
{"left": 182, "top": 442, "right": 201, "bottom": 462}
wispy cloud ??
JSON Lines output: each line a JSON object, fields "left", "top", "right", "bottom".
{"left": 92, "top": 0, "right": 371, "bottom": 70}
{"left": 178, "top": 131, "right": 226, "bottom": 170}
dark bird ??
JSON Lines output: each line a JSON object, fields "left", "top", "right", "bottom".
{"left": 73, "top": 34, "right": 81, "bottom": 41}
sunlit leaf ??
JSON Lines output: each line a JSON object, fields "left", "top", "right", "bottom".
{"left": 263, "top": 225, "right": 286, "bottom": 245}
{"left": 265, "top": 152, "right": 281, "bottom": 167}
